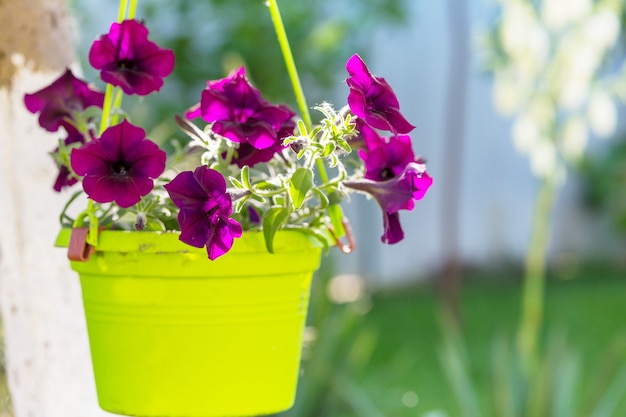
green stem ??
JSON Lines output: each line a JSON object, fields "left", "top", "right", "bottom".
{"left": 86, "top": 199, "right": 99, "bottom": 246}
{"left": 117, "top": 0, "right": 128, "bottom": 21}
{"left": 102, "top": 0, "right": 136, "bottom": 134}
{"left": 117, "top": 0, "right": 137, "bottom": 20}
{"left": 267, "top": 0, "right": 347, "bottom": 237}
{"left": 109, "top": 88, "right": 125, "bottom": 126}
{"left": 516, "top": 176, "right": 557, "bottom": 375}
{"left": 72, "top": 199, "right": 99, "bottom": 246}
{"left": 267, "top": 0, "right": 311, "bottom": 130}
{"left": 128, "top": 0, "right": 138, "bottom": 19}
{"left": 99, "top": 84, "right": 114, "bottom": 134}
{"left": 266, "top": 0, "right": 330, "bottom": 185}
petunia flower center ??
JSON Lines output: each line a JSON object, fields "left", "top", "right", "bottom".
{"left": 380, "top": 167, "right": 395, "bottom": 181}
{"left": 111, "top": 161, "right": 131, "bottom": 176}
{"left": 117, "top": 59, "right": 137, "bottom": 71}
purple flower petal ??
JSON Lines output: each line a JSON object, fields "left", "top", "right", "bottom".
{"left": 53, "top": 165, "right": 79, "bottom": 192}
{"left": 382, "top": 212, "right": 404, "bottom": 244}
{"left": 70, "top": 120, "right": 166, "bottom": 208}
{"left": 24, "top": 69, "right": 104, "bottom": 132}
{"left": 345, "top": 54, "right": 415, "bottom": 135}
{"left": 199, "top": 89, "right": 235, "bottom": 122}
{"left": 178, "top": 208, "right": 213, "bottom": 248}
{"left": 361, "top": 134, "right": 416, "bottom": 181}
{"left": 164, "top": 171, "right": 209, "bottom": 208}
{"left": 213, "top": 120, "right": 277, "bottom": 149}
{"left": 229, "top": 106, "right": 294, "bottom": 167}
{"left": 51, "top": 126, "right": 87, "bottom": 192}
{"left": 206, "top": 217, "right": 243, "bottom": 260}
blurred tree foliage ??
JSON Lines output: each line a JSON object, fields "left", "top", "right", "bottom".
{"left": 102, "top": 0, "right": 410, "bottom": 138}
{"left": 580, "top": 137, "right": 626, "bottom": 234}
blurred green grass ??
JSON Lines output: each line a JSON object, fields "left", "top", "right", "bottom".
{"left": 294, "top": 264, "right": 626, "bottom": 417}
{"left": 0, "top": 265, "right": 624, "bottom": 417}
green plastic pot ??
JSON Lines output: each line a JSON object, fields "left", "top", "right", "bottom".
{"left": 56, "top": 229, "right": 322, "bottom": 417}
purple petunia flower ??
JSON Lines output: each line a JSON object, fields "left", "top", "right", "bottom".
{"left": 70, "top": 120, "right": 166, "bottom": 208}
{"left": 89, "top": 19, "right": 174, "bottom": 96}
{"left": 164, "top": 166, "right": 243, "bottom": 260}
{"left": 343, "top": 162, "right": 432, "bottom": 244}
{"left": 52, "top": 126, "right": 87, "bottom": 192}
{"left": 24, "top": 69, "right": 104, "bottom": 132}
{"left": 346, "top": 54, "right": 415, "bottom": 135}
{"left": 191, "top": 67, "right": 295, "bottom": 150}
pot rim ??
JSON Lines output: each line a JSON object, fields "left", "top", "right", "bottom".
{"left": 55, "top": 228, "right": 321, "bottom": 255}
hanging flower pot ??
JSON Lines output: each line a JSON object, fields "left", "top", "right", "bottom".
{"left": 56, "top": 228, "right": 322, "bottom": 417}
{"left": 25, "top": 0, "right": 433, "bottom": 415}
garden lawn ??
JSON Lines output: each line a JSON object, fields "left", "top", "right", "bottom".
{"left": 293, "top": 265, "right": 626, "bottom": 417}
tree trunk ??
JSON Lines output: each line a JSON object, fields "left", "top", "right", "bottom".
{"left": 0, "top": 1, "right": 110, "bottom": 416}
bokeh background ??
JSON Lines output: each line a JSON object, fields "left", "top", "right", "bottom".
{"left": 1, "top": 0, "right": 625, "bottom": 416}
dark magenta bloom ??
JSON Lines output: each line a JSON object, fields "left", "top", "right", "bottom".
{"left": 24, "top": 69, "right": 104, "bottom": 132}
{"left": 164, "top": 166, "right": 243, "bottom": 260}
{"left": 89, "top": 19, "right": 174, "bottom": 96}
{"left": 70, "top": 120, "right": 166, "bottom": 208}
{"left": 192, "top": 67, "right": 295, "bottom": 150}
{"left": 346, "top": 54, "right": 415, "bottom": 135}
{"left": 52, "top": 126, "right": 87, "bottom": 192}
{"left": 344, "top": 162, "right": 432, "bottom": 243}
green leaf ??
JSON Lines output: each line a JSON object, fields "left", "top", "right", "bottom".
{"left": 253, "top": 181, "right": 281, "bottom": 191}
{"left": 145, "top": 218, "right": 166, "bottom": 231}
{"left": 312, "top": 188, "right": 330, "bottom": 209}
{"left": 240, "top": 165, "right": 251, "bottom": 189}
{"left": 310, "top": 126, "right": 322, "bottom": 139}
{"left": 249, "top": 194, "right": 266, "bottom": 203}
{"left": 337, "top": 138, "right": 352, "bottom": 153}
{"left": 262, "top": 207, "right": 290, "bottom": 253}
{"left": 234, "top": 195, "right": 250, "bottom": 213}
{"left": 229, "top": 177, "right": 244, "bottom": 189}
{"left": 322, "top": 142, "right": 336, "bottom": 157}
{"left": 296, "top": 119, "right": 308, "bottom": 136}
{"left": 292, "top": 226, "right": 331, "bottom": 253}
{"left": 289, "top": 168, "right": 314, "bottom": 209}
